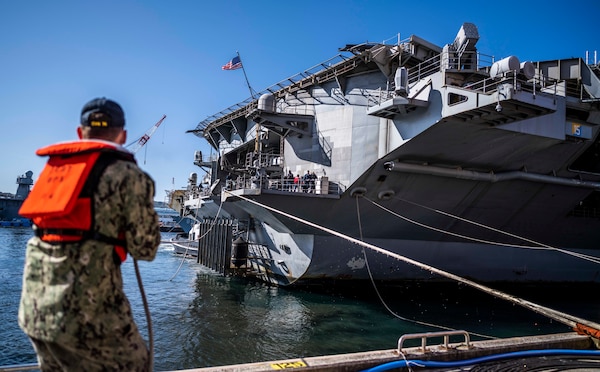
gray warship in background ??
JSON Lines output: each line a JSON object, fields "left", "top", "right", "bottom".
{"left": 0, "top": 171, "right": 33, "bottom": 227}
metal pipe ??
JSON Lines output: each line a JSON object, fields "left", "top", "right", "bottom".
{"left": 384, "top": 161, "right": 600, "bottom": 190}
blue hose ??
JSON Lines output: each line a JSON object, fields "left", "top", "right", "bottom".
{"left": 361, "top": 349, "right": 600, "bottom": 371}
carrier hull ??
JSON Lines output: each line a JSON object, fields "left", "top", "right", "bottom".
{"left": 180, "top": 23, "right": 600, "bottom": 287}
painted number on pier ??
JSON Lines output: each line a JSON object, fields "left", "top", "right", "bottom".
{"left": 270, "top": 360, "right": 307, "bottom": 369}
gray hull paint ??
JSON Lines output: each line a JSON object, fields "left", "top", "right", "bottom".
{"left": 220, "top": 172, "right": 600, "bottom": 285}
{"left": 188, "top": 23, "right": 600, "bottom": 286}
{"left": 0, "top": 171, "right": 33, "bottom": 222}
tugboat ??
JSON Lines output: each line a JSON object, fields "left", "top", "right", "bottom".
{"left": 0, "top": 171, "right": 34, "bottom": 227}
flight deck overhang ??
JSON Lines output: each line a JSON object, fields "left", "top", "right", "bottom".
{"left": 367, "top": 96, "right": 430, "bottom": 119}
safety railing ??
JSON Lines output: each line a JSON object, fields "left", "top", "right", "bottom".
{"left": 225, "top": 174, "right": 343, "bottom": 196}
{"left": 398, "top": 330, "right": 471, "bottom": 353}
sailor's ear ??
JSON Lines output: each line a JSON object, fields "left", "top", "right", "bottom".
{"left": 77, "top": 126, "right": 83, "bottom": 139}
{"left": 117, "top": 129, "right": 127, "bottom": 145}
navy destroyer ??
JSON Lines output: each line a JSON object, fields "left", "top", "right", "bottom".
{"left": 0, "top": 171, "right": 33, "bottom": 227}
{"left": 178, "top": 23, "right": 600, "bottom": 287}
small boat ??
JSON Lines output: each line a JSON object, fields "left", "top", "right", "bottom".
{"left": 170, "top": 230, "right": 198, "bottom": 257}
{"left": 154, "top": 204, "right": 186, "bottom": 233}
{"left": 158, "top": 219, "right": 185, "bottom": 233}
{"left": 168, "top": 171, "right": 233, "bottom": 260}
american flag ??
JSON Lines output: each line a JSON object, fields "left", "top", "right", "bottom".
{"left": 222, "top": 55, "right": 242, "bottom": 70}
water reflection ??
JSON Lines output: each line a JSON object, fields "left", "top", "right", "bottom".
{"left": 177, "top": 274, "right": 406, "bottom": 369}
{"left": 160, "top": 269, "right": 591, "bottom": 370}
{"left": 185, "top": 276, "right": 314, "bottom": 367}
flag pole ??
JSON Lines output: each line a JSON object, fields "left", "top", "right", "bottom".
{"left": 237, "top": 51, "right": 257, "bottom": 100}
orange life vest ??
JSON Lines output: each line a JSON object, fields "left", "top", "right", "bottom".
{"left": 19, "top": 140, "right": 135, "bottom": 262}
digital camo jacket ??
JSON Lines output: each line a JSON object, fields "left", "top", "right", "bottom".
{"left": 18, "top": 158, "right": 161, "bottom": 344}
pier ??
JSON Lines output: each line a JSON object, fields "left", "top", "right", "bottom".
{"left": 168, "top": 332, "right": 597, "bottom": 371}
{"left": 2, "top": 332, "right": 596, "bottom": 371}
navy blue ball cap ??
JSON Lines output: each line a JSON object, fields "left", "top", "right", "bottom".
{"left": 80, "top": 97, "right": 125, "bottom": 128}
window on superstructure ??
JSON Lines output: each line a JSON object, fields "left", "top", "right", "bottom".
{"left": 448, "top": 92, "right": 468, "bottom": 105}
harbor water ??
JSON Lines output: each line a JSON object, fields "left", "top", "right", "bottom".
{"left": 1, "top": 227, "right": 600, "bottom": 371}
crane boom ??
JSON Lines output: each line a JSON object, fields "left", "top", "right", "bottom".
{"left": 127, "top": 114, "right": 167, "bottom": 154}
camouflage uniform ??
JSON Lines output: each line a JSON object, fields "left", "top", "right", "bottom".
{"left": 18, "top": 157, "right": 161, "bottom": 371}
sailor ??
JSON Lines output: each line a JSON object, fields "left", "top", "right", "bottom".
{"left": 17, "top": 97, "right": 161, "bottom": 371}
{"left": 225, "top": 173, "right": 233, "bottom": 190}
{"left": 302, "top": 170, "right": 311, "bottom": 192}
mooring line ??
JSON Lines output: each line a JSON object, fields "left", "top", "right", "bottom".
{"left": 223, "top": 189, "right": 600, "bottom": 333}
{"left": 133, "top": 258, "right": 153, "bottom": 372}
{"left": 354, "top": 197, "right": 495, "bottom": 339}
{"left": 365, "top": 196, "right": 600, "bottom": 264}
{"left": 364, "top": 198, "right": 545, "bottom": 250}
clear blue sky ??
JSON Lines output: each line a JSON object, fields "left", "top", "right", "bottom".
{"left": 1, "top": 0, "right": 598, "bottom": 202}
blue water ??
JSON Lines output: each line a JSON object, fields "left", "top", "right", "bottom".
{"left": 1, "top": 228, "right": 599, "bottom": 370}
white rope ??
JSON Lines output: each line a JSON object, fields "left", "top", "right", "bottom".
{"left": 223, "top": 189, "right": 600, "bottom": 331}
{"left": 133, "top": 259, "right": 153, "bottom": 372}
{"left": 366, "top": 196, "right": 600, "bottom": 264}
{"left": 355, "top": 197, "right": 495, "bottom": 339}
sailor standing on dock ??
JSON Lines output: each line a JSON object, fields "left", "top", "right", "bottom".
{"left": 17, "top": 97, "right": 161, "bottom": 371}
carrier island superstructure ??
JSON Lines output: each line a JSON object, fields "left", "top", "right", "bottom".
{"left": 177, "top": 23, "right": 600, "bottom": 287}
